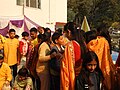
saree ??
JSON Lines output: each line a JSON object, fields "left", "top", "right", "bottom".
{"left": 60, "top": 40, "right": 81, "bottom": 90}
{"left": 87, "top": 36, "right": 116, "bottom": 90}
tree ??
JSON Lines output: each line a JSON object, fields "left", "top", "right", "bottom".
{"left": 67, "top": 0, "right": 120, "bottom": 29}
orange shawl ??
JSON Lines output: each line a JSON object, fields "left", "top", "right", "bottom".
{"left": 60, "top": 41, "right": 81, "bottom": 90}
{"left": 87, "top": 36, "right": 116, "bottom": 90}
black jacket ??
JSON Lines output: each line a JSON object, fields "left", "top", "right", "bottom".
{"left": 75, "top": 68, "right": 102, "bottom": 90}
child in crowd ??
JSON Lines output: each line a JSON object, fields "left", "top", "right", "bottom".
{"left": 19, "top": 32, "right": 29, "bottom": 69}
{"left": 75, "top": 51, "right": 104, "bottom": 90}
{"left": 13, "top": 67, "right": 33, "bottom": 90}
{"left": 50, "top": 32, "right": 65, "bottom": 90}
{"left": 0, "top": 54, "right": 12, "bottom": 90}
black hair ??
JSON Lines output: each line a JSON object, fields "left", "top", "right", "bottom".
{"left": 85, "top": 30, "right": 97, "bottom": 44}
{"left": 64, "top": 22, "right": 76, "bottom": 39}
{"left": 37, "top": 34, "right": 43, "bottom": 40}
{"left": 45, "top": 27, "right": 51, "bottom": 32}
{"left": 97, "top": 24, "right": 112, "bottom": 54}
{"left": 56, "top": 28, "right": 63, "bottom": 34}
{"left": 22, "top": 31, "right": 29, "bottom": 37}
{"left": 78, "top": 51, "right": 104, "bottom": 87}
{"left": 45, "top": 27, "right": 51, "bottom": 38}
{"left": 52, "top": 32, "right": 62, "bottom": 44}
{"left": 37, "top": 34, "right": 44, "bottom": 43}
{"left": 5, "top": 36, "right": 9, "bottom": 38}
{"left": 30, "top": 27, "right": 37, "bottom": 33}
{"left": 18, "top": 67, "right": 28, "bottom": 77}
{"left": 82, "top": 51, "right": 103, "bottom": 76}
{"left": 14, "top": 35, "right": 19, "bottom": 39}
{"left": 64, "top": 22, "right": 87, "bottom": 58}
{"left": 39, "top": 33, "right": 47, "bottom": 42}
{"left": 9, "top": 29, "right": 15, "bottom": 33}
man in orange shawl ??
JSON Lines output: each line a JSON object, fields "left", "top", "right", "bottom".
{"left": 87, "top": 36, "right": 116, "bottom": 90}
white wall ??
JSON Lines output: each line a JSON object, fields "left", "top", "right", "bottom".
{"left": 0, "top": 0, "right": 23, "bottom": 18}
{"left": 56, "top": 0, "right": 67, "bottom": 23}
{"left": 0, "top": 0, "right": 67, "bottom": 31}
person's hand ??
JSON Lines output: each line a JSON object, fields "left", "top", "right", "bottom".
{"left": 25, "top": 85, "right": 31, "bottom": 90}
{"left": 5, "top": 80, "right": 10, "bottom": 86}
{"left": 50, "top": 52, "right": 57, "bottom": 59}
{"left": 17, "top": 60, "right": 20, "bottom": 65}
{"left": 56, "top": 53, "right": 63, "bottom": 60}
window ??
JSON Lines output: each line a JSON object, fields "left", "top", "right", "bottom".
{"left": 17, "top": 0, "right": 24, "bottom": 5}
{"left": 17, "top": 0, "right": 41, "bottom": 9}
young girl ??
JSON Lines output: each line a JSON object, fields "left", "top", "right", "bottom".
{"left": 75, "top": 51, "right": 104, "bottom": 90}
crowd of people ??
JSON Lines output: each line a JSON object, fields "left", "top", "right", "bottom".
{"left": 0, "top": 22, "right": 120, "bottom": 90}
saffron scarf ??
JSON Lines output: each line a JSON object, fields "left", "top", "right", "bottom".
{"left": 61, "top": 40, "right": 81, "bottom": 90}
{"left": 87, "top": 36, "right": 116, "bottom": 90}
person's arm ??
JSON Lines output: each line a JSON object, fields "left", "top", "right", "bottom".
{"left": 3, "top": 64, "right": 12, "bottom": 86}
{"left": 13, "top": 76, "right": 19, "bottom": 90}
{"left": 19, "top": 41, "right": 24, "bottom": 55}
{"left": 3, "top": 40, "right": 8, "bottom": 63}
{"left": 6, "top": 64, "right": 12, "bottom": 82}
{"left": 38, "top": 43, "right": 51, "bottom": 62}
{"left": 26, "top": 77, "right": 33, "bottom": 90}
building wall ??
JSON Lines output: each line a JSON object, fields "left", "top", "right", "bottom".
{"left": 0, "top": 0, "right": 67, "bottom": 31}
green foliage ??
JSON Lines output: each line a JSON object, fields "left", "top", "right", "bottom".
{"left": 67, "top": 0, "right": 120, "bottom": 29}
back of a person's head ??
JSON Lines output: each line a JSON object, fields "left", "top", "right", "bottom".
{"left": 44, "top": 32, "right": 51, "bottom": 42}
{"left": 18, "top": 67, "right": 28, "bottom": 77}
{"left": 45, "top": 27, "right": 51, "bottom": 37}
{"left": 9, "top": 29, "right": 15, "bottom": 33}
{"left": 22, "top": 31, "right": 29, "bottom": 37}
{"left": 64, "top": 22, "right": 76, "bottom": 36}
{"left": 56, "top": 28, "right": 63, "bottom": 34}
{"left": 85, "top": 30, "right": 97, "bottom": 44}
{"left": 52, "top": 32, "right": 62, "bottom": 44}
{"left": 98, "top": 29, "right": 110, "bottom": 39}
{"left": 37, "top": 34, "right": 44, "bottom": 43}
{"left": 14, "top": 35, "right": 19, "bottom": 39}
{"left": 37, "top": 34, "right": 44, "bottom": 40}
{"left": 40, "top": 33, "right": 47, "bottom": 42}
{"left": 97, "top": 23, "right": 106, "bottom": 32}
{"left": 45, "top": 27, "right": 51, "bottom": 32}
{"left": 97, "top": 23, "right": 110, "bottom": 36}
{"left": 30, "top": 27, "right": 37, "bottom": 33}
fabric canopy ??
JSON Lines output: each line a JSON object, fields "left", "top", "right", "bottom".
{"left": 0, "top": 15, "right": 40, "bottom": 37}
